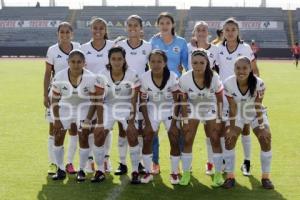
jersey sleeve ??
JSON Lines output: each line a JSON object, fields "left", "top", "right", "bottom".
{"left": 132, "top": 73, "right": 141, "bottom": 89}
{"left": 178, "top": 76, "right": 187, "bottom": 93}
{"left": 95, "top": 74, "right": 106, "bottom": 89}
{"left": 46, "top": 47, "right": 54, "bottom": 65}
{"left": 139, "top": 78, "right": 147, "bottom": 94}
{"left": 223, "top": 80, "right": 233, "bottom": 98}
{"left": 181, "top": 40, "right": 189, "bottom": 71}
{"left": 51, "top": 76, "right": 61, "bottom": 95}
{"left": 244, "top": 44, "right": 255, "bottom": 61}
{"left": 171, "top": 74, "right": 180, "bottom": 92}
{"left": 256, "top": 78, "right": 266, "bottom": 99}
{"left": 212, "top": 73, "right": 223, "bottom": 94}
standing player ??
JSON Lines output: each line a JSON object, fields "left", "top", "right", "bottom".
{"left": 89, "top": 46, "right": 142, "bottom": 184}
{"left": 50, "top": 50, "right": 96, "bottom": 181}
{"left": 81, "top": 17, "right": 114, "bottom": 173}
{"left": 139, "top": 50, "right": 181, "bottom": 184}
{"left": 150, "top": 12, "right": 189, "bottom": 174}
{"left": 222, "top": 56, "right": 274, "bottom": 190}
{"left": 188, "top": 21, "right": 221, "bottom": 175}
{"left": 211, "top": 29, "right": 223, "bottom": 45}
{"left": 217, "top": 18, "right": 260, "bottom": 176}
{"left": 250, "top": 40, "right": 259, "bottom": 60}
{"left": 291, "top": 42, "right": 300, "bottom": 68}
{"left": 44, "top": 22, "right": 80, "bottom": 175}
{"left": 178, "top": 49, "right": 224, "bottom": 186}
{"left": 116, "top": 15, "right": 152, "bottom": 175}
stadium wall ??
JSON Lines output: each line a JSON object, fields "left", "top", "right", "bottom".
{"left": 0, "top": 46, "right": 293, "bottom": 59}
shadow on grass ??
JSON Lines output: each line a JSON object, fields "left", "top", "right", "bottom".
{"left": 37, "top": 173, "right": 287, "bottom": 200}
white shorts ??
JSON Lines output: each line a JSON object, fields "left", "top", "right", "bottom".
{"left": 148, "top": 109, "right": 179, "bottom": 132}
{"left": 188, "top": 108, "right": 217, "bottom": 122}
{"left": 103, "top": 105, "right": 131, "bottom": 130}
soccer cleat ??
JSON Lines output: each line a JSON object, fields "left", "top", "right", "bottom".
{"left": 205, "top": 162, "right": 214, "bottom": 175}
{"left": 170, "top": 173, "right": 180, "bottom": 185}
{"left": 179, "top": 171, "right": 191, "bottom": 186}
{"left": 104, "top": 157, "right": 112, "bottom": 173}
{"left": 222, "top": 178, "right": 236, "bottom": 189}
{"left": 91, "top": 170, "right": 105, "bottom": 183}
{"left": 85, "top": 157, "right": 95, "bottom": 173}
{"left": 48, "top": 163, "right": 57, "bottom": 175}
{"left": 131, "top": 171, "right": 141, "bottom": 184}
{"left": 261, "top": 178, "right": 274, "bottom": 189}
{"left": 52, "top": 168, "right": 66, "bottom": 180}
{"left": 138, "top": 162, "right": 146, "bottom": 175}
{"left": 241, "top": 160, "right": 251, "bottom": 176}
{"left": 141, "top": 173, "right": 153, "bottom": 184}
{"left": 76, "top": 170, "right": 86, "bottom": 182}
{"left": 66, "top": 163, "right": 77, "bottom": 174}
{"left": 114, "top": 163, "right": 128, "bottom": 175}
{"left": 152, "top": 163, "right": 160, "bottom": 175}
{"left": 212, "top": 172, "right": 225, "bottom": 187}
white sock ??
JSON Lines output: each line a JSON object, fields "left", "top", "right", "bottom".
{"left": 93, "top": 145, "right": 105, "bottom": 172}
{"left": 181, "top": 153, "right": 192, "bottom": 172}
{"left": 48, "top": 136, "right": 55, "bottom": 164}
{"left": 118, "top": 136, "right": 128, "bottom": 165}
{"left": 104, "top": 131, "right": 112, "bottom": 156}
{"left": 170, "top": 156, "right": 180, "bottom": 174}
{"left": 213, "top": 153, "right": 223, "bottom": 173}
{"left": 53, "top": 145, "right": 64, "bottom": 170}
{"left": 67, "top": 135, "right": 78, "bottom": 164}
{"left": 138, "top": 136, "right": 143, "bottom": 163}
{"left": 142, "top": 154, "right": 152, "bottom": 173}
{"left": 79, "top": 148, "right": 90, "bottom": 170}
{"left": 223, "top": 148, "right": 235, "bottom": 173}
{"left": 88, "top": 134, "right": 94, "bottom": 158}
{"left": 206, "top": 137, "right": 213, "bottom": 163}
{"left": 242, "top": 135, "right": 251, "bottom": 160}
{"left": 261, "top": 150, "right": 272, "bottom": 173}
{"left": 220, "top": 137, "right": 225, "bottom": 152}
{"left": 129, "top": 145, "right": 140, "bottom": 173}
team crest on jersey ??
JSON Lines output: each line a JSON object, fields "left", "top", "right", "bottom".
{"left": 173, "top": 46, "right": 180, "bottom": 53}
{"left": 62, "top": 86, "right": 68, "bottom": 90}
{"left": 167, "top": 87, "right": 172, "bottom": 92}
{"left": 237, "top": 53, "right": 242, "bottom": 56}
{"left": 210, "top": 89, "right": 214, "bottom": 93}
{"left": 87, "top": 51, "right": 92, "bottom": 55}
{"left": 188, "top": 88, "right": 193, "bottom": 92}
{"left": 83, "top": 87, "right": 89, "bottom": 93}
{"left": 220, "top": 51, "right": 224, "bottom": 55}
{"left": 232, "top": 93, "right": 237, "bottom": 97}
{"left": 130, "top": 52, "right": 137, "bottom": 55}
{"left": 97, "top": 54, "right": 103, "bottom": 57}
{"left": 226, "top": 57, "right": 232, "bottom": 61}
{"left": 209, "top": 53, "right": 213, "bottom": 58}
{"left": 142, "top": 50, "right": 146, "bottom": 55}
{"left": 56, "top": 55, "right": 62, "bottom": 58}
{"left": 125, "top": 83, "right": 131, "bottom": 88}
{"left": 147, "top": 88, "right": 152, "bottom": 91}
{"left": 106, "top": 84, "right": 110, "bottom": 87}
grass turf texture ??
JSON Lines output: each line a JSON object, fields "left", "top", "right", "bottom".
{"left": 0, "top": 59, "right": 299, "bottom": 200}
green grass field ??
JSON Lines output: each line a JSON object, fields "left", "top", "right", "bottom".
{"left": 0, "top": 59, "right": 299, "bottom": 200}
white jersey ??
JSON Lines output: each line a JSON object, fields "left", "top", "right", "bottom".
{"left": 179, "top": 71, "right": 223, "bottom": 111}
{"left": 81, "top": 40, "right": 114, "bottom": 74}
{"left": 46, "top": 42, "right": 81, "bottom": 75}
{"left": 51, "top": 68, "right": 96, "bottom": 107}
{"left": 95, "top": 68, "right": 140, "bottom": 106}
{"left": 224, "top": 75, "right": 265, "bottom": 120}
{"left": 217, "top": 42, "right": 255, "bottom": 82}
{"left": 116, "top": 39, "right": 152, "bottom": 77}
{"left": 140, "top": 70, "right": 179, "bottom": 116}
{"left": 187, "top": 43, "right": 218, "bottom": 71}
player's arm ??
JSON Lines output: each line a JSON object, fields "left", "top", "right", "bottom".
{"left": 226, "top": 95, "right": 237, "bottom": 128}
{"left": 251, "top": 60, "right": 260, "bottom": 77}
{"left": 140, "top": 92, "right": 151, "bottom": 127}
{"left": 171, "top": 91, "right": 181, "bottom": 127}
{"left": 128, "top": 86, "right": 140, "bottom": 125}
{"left": 254, "top": 84, "right": 265, "bottom": 129}
{"left": 215, "top": 90, "right": 223, "bottom": 122}
{"left": 43, "top": 62, "right": 53, "bottom": 107}
{"left": 94, "top": 86, "right": 105, "bottom": 127}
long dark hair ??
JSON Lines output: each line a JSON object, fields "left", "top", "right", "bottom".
{"left": 106, "top": 46, "right": 128, "bottom": 72}
{"left": 235, "top": 56, "right": 257, "bottom": 97}
{"left": 191, "top": 49, "right": 213, "bottom": 88}
{"left": 222, "top": 17, "right": 242, "bottom": 46}
{"left": 90, "top": 17, "right": 108, "bottom": 40}
{"left": 127, "top": 15, "right": 143, "bottom": 28}
{"left": 68, "top": 49, "right": 85, "bottom": 62}
{"left": 157, "top": 12, "right": 175, "bottom": 36}
{"left": 148, "top": 49, "right": 170, "bottom": 87}
{"left": 57, "top": 21, "right": 73, "bottom": 32}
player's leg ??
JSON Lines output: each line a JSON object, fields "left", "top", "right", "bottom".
{"left": 115, "top": 122, "right": 128, "bottom": 175}
{"left": 204, "top": 124, "right": 214, "bottom": 175}
{"left": 47, "top": 122, "right": 57, "bottom": 175}
{"left": 240, "top": 124, "right": 252, "bottom": 176}
{"left": 179, "top": 119, "right": 199, "bottom": 186}
{"left": 66, "top": 123, "right": 78, "bottom": 174}
{"left": 137, "top": 119, "right": 146, "bottom": 174}
{"left": 77, "top": 125, "right": 90, "bottom": 182}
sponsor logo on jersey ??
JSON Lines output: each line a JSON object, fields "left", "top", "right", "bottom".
{"left": 97, "top": 54, "right": 103, "bottom": 57}
{"left": 226, "top": 57, "right": 232, "bottom": 61}
{"left": 130, "top": 52, "right": 137, "bottom": 55}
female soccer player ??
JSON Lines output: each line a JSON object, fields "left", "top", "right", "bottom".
{"left": 222, "top": 56, "right": 274, "bottom": 190}
{"left": 139, "top": 50, "right": 181, "bottom": 184}
{"left": 179, "top": 49, "right": 224, "bottom": 186}
{"left": 81, "top": 17, "right": 115, "bottom": 173}
{"left": 115, "top": 15, "right": 152, "bottom": 175}
{"left": 89, "top": 46, "right": 141, "bottom": 184}
{"left": 188, "top": 21, "right": 220, "bottom": 175}
{"left": 44, "top": 22, "right": 80, "bottom": 175}
{"left": 217, "top": 18, "right": 260, "bottom": 176}
{"left": 50, "top": 50, "right": 96, "bottom": 181}
{"left": 149, "top": 12, "right": 188, "bottom": 174}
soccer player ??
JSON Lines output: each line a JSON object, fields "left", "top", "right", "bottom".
{"left": 211, "top": 29, "right": 223, "bottom": 45}
{"left": 178, "top": 49, "right": 224, "bottom": 186}
{"left": 50, "top": 50, "right": 96, "bottom": 181}
{"left": 81, "top": 17, "right": 114, "bottom": 173}
{"left": 188, "top": 21, "right": 220, "bottom": 175}
{"left": 250, "top": 40, "right": 259, "bottom": 59}
{"left": 222, "top": 56, "right": 274, "bottom": 190}
{"left": 44, "top": 22, "right": 80, "bottom": 175}
{"left": 217, "top": 18, "right": 260, "bottom": 176}
{"left": 149, "top": 12, "right": 188, "bottom": 174}
{"left": 88, "top": 46, "right": 141, "bottom": 184}
{"left": 139, "top": 50, "right": 181, "bottom": 184}
{"left": 115, "top": 15, "right": 152, "bottom": 175}
{"left": 291, "top": 42, "right": 300, "bottom": 68}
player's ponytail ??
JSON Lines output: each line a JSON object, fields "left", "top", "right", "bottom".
{"left": 191, "top": 49, "right": 213, "bottom": 88}
{"left": 107, "top": 46, "right": 128, "bottom": 72}
{"left": 157, "top": 12, "right": 175, "bottom": 36}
